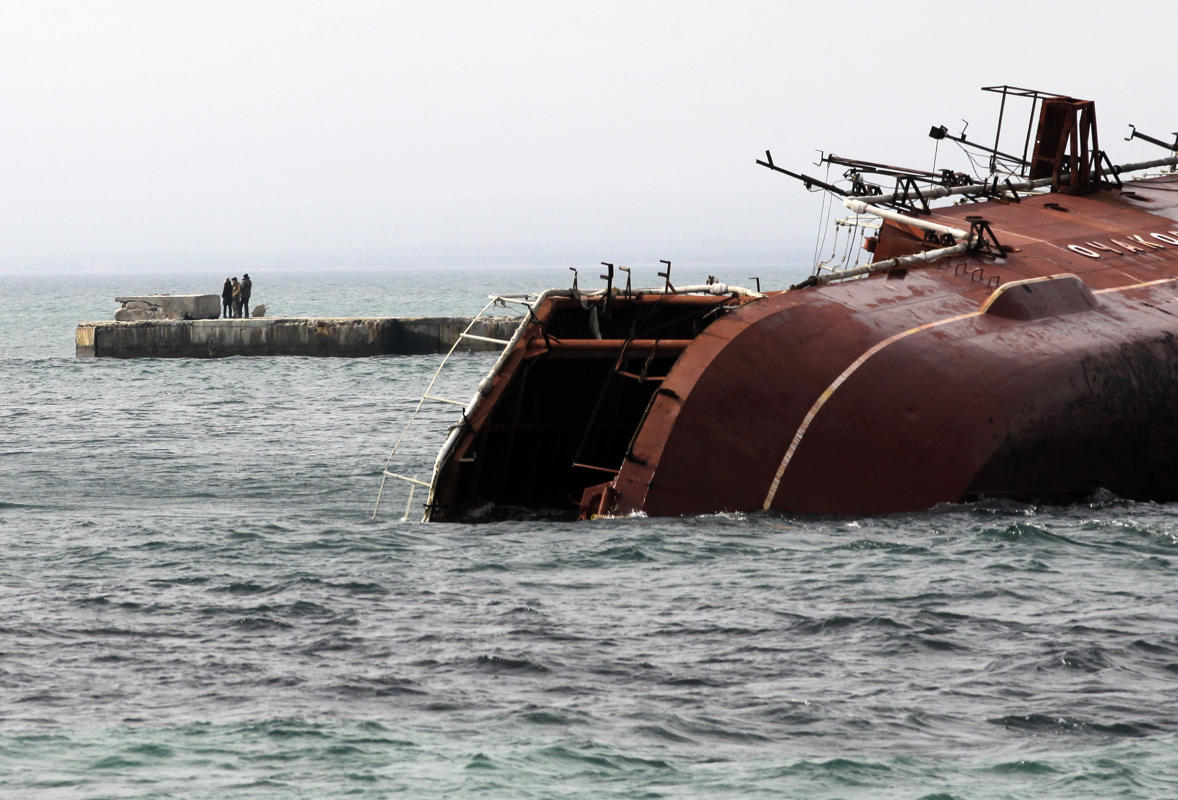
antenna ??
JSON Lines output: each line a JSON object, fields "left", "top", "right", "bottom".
{"left": 1125, "top": 123, "right": 1178, "bottom": 152}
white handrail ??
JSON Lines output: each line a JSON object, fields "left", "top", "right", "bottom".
{"left": 372, "top": 295, "right": 512, "bottom": 520}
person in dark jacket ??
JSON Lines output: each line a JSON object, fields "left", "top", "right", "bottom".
{"left": 221, "top": 278, "right": 232, "bottom": 318}
{"left": 240, "top": 273, "right": 252, "bottom": 318}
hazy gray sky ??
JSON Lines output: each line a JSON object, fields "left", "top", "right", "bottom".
{"left": 2, "top": 0, "right": 1174, "bottom": 273}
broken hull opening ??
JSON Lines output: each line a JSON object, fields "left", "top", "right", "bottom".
{"left": 427, "top": 293, "right": 744, "bottom": 521}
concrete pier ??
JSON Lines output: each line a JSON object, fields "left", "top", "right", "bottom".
{"left": 75, "top": 316, "right": 520, "bottom": 358}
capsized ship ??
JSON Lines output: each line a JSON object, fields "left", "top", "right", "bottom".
{"left": 379, "top": 86, "right": 1178, "bottom": 521}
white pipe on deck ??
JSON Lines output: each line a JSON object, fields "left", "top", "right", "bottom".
{"left": 843, "top": 199, "right": 969, "bottom": 239}
{"left": 811, "top": 242, "right": 971, "bottom": 285}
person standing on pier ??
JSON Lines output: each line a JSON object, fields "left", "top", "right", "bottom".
{"left": 231, "top": 277, "right": 242, "bottom": 318}
{"left": 240, "top": 273, "right": 252, "bottom": 318}
{"left": 221, "top": 278, "right": 233, "bottom": 318}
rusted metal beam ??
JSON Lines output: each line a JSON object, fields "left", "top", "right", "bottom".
{"left": 524, "top": 338, "right": 692, "bottom": 358}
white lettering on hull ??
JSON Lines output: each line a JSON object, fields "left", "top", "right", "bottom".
{"left": 1067, "top": 231, "right": 1178, "bottom": 259}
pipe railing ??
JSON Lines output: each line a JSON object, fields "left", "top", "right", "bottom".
{"left": 821, "top": 154, "right": 1178, "bottom": 287}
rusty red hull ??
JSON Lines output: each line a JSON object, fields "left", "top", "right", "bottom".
{"left": 426, "top": 174, "right": 1178, "bottom": 521}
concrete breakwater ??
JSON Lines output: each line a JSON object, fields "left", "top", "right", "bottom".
{"left": 75, "top": 316, "right": 521, "bottom": 358}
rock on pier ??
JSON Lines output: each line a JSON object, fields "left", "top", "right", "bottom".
{"left": 75, "top": 317, "right": 520, "bottom": 358}
{"left": 114, "top": 294, "right": 221, "bottom": 321}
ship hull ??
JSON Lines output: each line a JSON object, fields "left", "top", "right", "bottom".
{"left": 611, "top": 269, "right": 1178, "bottom": 517}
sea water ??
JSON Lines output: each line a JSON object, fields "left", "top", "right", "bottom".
{"left": 3, "top": 268, "right": 1178, "bottom": 799}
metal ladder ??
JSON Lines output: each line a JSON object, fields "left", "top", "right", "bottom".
{"left": 372, "top": 294, "right": 535, "bottom": 522}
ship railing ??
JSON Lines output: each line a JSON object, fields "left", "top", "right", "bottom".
{"left": 814, "top": 216, "right": 882, "bottom": 275}
{"left": 372, "top": 293, "right": 535, "bottom": 522}
{"left": 843, "top": 155, "right": 1178, "bottom": 209}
